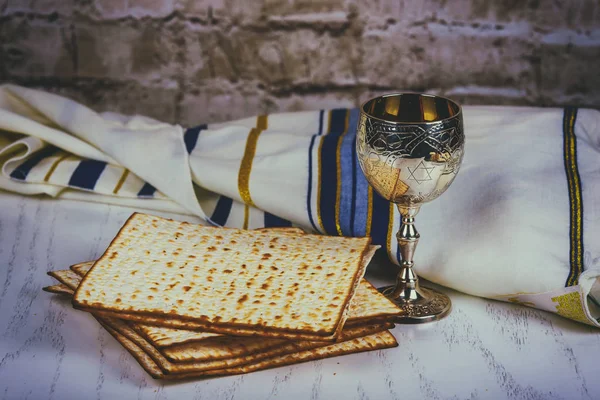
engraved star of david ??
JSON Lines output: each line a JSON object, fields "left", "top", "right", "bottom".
{"left": 407, "top": 161, "right": 435, "bottom": 184}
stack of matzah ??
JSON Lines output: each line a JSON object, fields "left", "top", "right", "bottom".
{"left": 44, "top": 213, "right": 401, "bottom": 379}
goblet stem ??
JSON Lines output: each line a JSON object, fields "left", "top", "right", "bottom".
{"left": 390, "top": 207, "right": 421, "bottom": 299}
{"left": 379, "top": 205, "right": 452, "bottom": 323}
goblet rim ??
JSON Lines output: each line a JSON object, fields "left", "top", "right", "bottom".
{"left": 359, "top": 92, "right": 463, "bottom": 126}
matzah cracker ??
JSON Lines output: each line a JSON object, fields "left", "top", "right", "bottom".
{"left": 68, "top": 254, "right": 399, "bottom": 343}
{"left": 102, "top": 316, "right": 284, "bottom": 370}
{"left": 99, "top": 316, "right": 397, "bottom": 380}
{"left": 100, "top": 323, "right": 164, "bottom": 379}
{"left": 345, "top": 280, "right": 405, "bottom": 324}
{"left": 46, "top": 275, "right": 316, "bottom": 367}
{"left": 48, "top": 270, "right": 395, "bottom": 369}
{"left": 134, "top": 325, "right": 219, "bottom": 348}
{"left": 70, "top": 261, "right": 94, "bottom": 277}
{"left": 68, "top": 222, "right": 305, "bottom": 277}
{"left": 69, "top": 263, "right": 242, "bottom": 346}
{"left": 66, "top": 249, "right": 401, "bottom": 346}
{"left": 47, "top": 277, "right": 395, "bottom": 364}
{"left": 73, "top": 213, "right": 372, "bottom": 341}
{"left": 48, "top": 270, "right": 84, "bottom": 291}
{"left": 101, "top": 314, "right": 392, "bottom": 373}
{"left": 46, "top": 278, "right": 393, "bottom": 373}
{"left": 160, "top": 322, "right": 392, "bottom": 365}
{"left": 134, "top": 272, "right": 401, "bottom": 347}
{"left": 43, "top": 284, "right": 74, "bottom": 296}
{"left": 44, "top": 274, "right": 398, "bottom": 380}
{"left": 90, "top": 308, "right": 394, "bottom": 344}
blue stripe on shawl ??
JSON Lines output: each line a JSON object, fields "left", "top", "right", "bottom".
{"left": 319, "top": 109, "right": 348, "bottom": 235}
{"left": 353, "top": 152, "right": 370, "bottom": 237}
{"left": 307, "top": 110, "right": 325, "bottom": 232}
{"left": 338, "top": 108, "right": 359, "bottom": 236}
{"left": 184, "top": 124, "right": 206, "bottom": 154}
{"left": 137, "top": 182, "right": 157, "bottom": 197}
{"left": 68, "top": 160, "right": 107, "bottom": 190}
{"left": 210, "top": 195, "right": 233, "bottom": 226}
{"left": 370, "top": 191, "right": 391, "bottom": 249}
{"left": 264, "top": 212, "right": 293, "bottom": 227}
{"left": 10, "top": 147, "right": 57, "bottom": 181}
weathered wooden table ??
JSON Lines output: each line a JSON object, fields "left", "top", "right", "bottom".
{"left": 1, "top": 192, "right": 598, "bottom": 400}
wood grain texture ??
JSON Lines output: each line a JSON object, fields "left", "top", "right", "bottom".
{"left": 0, "top": 191, "right": 600, "bottom": 399}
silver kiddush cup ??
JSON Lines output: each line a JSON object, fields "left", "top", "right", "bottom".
{"left": 356, "top": 93, "right": 464, "bottom": 323}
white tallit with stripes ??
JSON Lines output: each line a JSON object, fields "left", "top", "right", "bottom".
{"left": 1, "top": 84, "right": 599, "bottom": 328}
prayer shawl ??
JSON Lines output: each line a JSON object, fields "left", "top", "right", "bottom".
{"left": 1, "top": 84, "right": 598, "bottom": 327}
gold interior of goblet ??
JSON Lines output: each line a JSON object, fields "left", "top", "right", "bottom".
{"left": 362, "top": 93, "right": 460, "bottom": 123}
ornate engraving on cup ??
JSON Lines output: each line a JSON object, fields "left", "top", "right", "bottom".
{"left": 356, "top": 112, "right": 464, "bottom": 206}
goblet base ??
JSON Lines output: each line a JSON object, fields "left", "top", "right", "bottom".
{"left": 379, "top": 285, "right": 451, "bottom": 324}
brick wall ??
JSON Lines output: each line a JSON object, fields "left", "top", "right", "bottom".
{"left": 1, "top": 0, "right": 598, "bottom": 125}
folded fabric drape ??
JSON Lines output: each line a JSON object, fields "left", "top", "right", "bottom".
{"left": 1, "top": 84, "right": 598, "bottom": 327}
